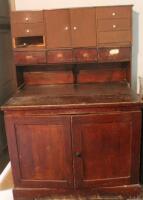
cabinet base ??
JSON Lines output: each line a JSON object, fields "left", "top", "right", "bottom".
{"left": 13, "top": 184, "right": 141, "bottom": 199}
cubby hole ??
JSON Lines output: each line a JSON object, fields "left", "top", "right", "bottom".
{"left": 13, "top": 36, "right": 45, "bottom": 48}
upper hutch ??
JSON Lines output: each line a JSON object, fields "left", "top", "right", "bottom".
{"left": 2, "top": 5, "right": 142, "bottom": 200}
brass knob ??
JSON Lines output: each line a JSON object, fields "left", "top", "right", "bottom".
{"left": 25, "top": 17, "right": 29, "bottom": 22}
{"left": 57, "top": 53, "right": 63, "bottom": 59}
{"left": 64, "top": 26, "right": 69, "bottom": 31}
{"left": 83, "top": 53, "right": 89, "bottom": 58}
{"left": 26, "top": 29, "right": 30, "bottom": 33}
{"left": 75, "top": 152, "right": 81, "bottom": 158}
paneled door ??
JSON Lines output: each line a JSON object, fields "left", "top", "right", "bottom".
{"left": 72, "top": 112, "right": 141, "bottom": 188}
{"left": 6, "top": 115, "right": 73, "bottom": 188}
{"left": 70, "top": 8, "right": 97, "bottom": 47}
{"left": 45, "top": 9, "right": 72, "bottom": 48}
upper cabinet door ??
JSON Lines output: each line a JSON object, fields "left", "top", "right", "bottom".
{"left": 45, "top": 9, "right": 72, "bottom": 48}
{"left": 70, "top": 8, "right": 97, "bottom": 47}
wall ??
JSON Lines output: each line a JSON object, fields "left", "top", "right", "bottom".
{"left": 11, "top": 0, "right": 143, "bottom": 91}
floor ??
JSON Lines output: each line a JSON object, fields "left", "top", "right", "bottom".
{"left": 0, "top": 163, "right": 143, "bottom": 200}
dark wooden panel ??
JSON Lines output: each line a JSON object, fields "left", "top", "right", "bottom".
{"left": 97, "top": 19, "right": 131, "bottom": 31}
{"left": 5, "top": 115, "right": 73, "bottom": 188}
{"left": 96, "top": 6, "right": 131, "bottom": 19}
{"left": 45, "top": 10, "right": 71, "bottom": 48}
{"left": 98, "top": 47, "right": 131, "bottom": 62}
{"left": 78, "top": 68, "right": 126, "bottom": 83}
{"left": 72, "top": 112, "right": 137, "bottom": 188}
{"left": 11, "top": 11, "right": 44, "bottom": 23}
{"left": 47, "top": 49, "right": 73, "bottom": 64}
{"left": 70, "top": 8, "right": 96, "bottom": 47}
{"left": 24, "top": 71, "right": 73, "bottom": 85}
{"left": 11, "top": 23, "right": 45, "bottom": 37}
{"left": 97, "top": 31, "right": 131, "bottom": 45}
{"left": 74, "top": 49, "right": 97, "bottom": 63}
{"left": 14, "top": 51, "right": 46, "bottom": 65}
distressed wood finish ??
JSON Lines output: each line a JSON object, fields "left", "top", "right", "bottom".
{"left": 2, "top": 5, "right": 141, "bottom": 200}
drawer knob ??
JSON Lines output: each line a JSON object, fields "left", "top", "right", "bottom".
{"left": 26, "top": 29, "right": 30, "bottom": 33}
{"left": 113, "top": 24, "right": 116, "bottom": 29}
{"left": 109, "top": 49, "right": 120, "bottom": 55}
{"left": 57, "top": 53, "right": 63, "bottom": 58}
{"left": 73, "top": 26, "right": 77, "bottom": 30}
{"left": 83, "top": 53, "right": 89, "bottom": 58}
{"left": 25, "top": 17, "right": 29, "bottom": 22}
{"left": 26, "top": 55, "right": 33, "bottom": 59}
{"left": 112, "top": 12, "right": 116, "bottom": 16}
{"left": 64, "top": 26, "right": 69, "bottom": 31}
{"left": 75, "top": 152, "right": 81, "bottom": 158}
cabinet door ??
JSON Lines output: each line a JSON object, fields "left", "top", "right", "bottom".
{"left": 72, "top": 112, "right": 141, "bottom": 188}
{"left": 70, "top": 8, "right": 97, "bottom": 47}
{"left": 45, "top": 10, "right": 71, "bottom": 48}
{"left": 6, "top": 115, "right": 73, "bottom": 188}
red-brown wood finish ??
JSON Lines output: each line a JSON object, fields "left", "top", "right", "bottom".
{"left": 2, "top": 5, "right": 141, "bottom": 200}
{"left": 98, "top": 47, "right": 131, "bottom": 62}
{"left": 24, "top": 71, "right": 73, "bottom": 85}
{"left": 72, "top": 112, "right": 140, "bottom": 188}
{"left": 14, "top": 51, "right": 46, "bottom": 65}
{"left": 5, "top": 115, "right": 73, "bottom": 188}
{"left": 74, "top": 49, "right": 97, "bottom": 63}
{"left": 47, "top": 49, "right": 73, "bottom": 64}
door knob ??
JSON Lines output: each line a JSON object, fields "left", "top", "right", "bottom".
{"left": 75, "top": 152, "right": 81, "bottom": 158}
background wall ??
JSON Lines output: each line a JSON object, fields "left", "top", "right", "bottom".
{"left": 11, "top": 0, "right": 143, "bottom": 91}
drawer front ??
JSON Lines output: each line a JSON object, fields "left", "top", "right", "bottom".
{"left": 14, "top": 51, "right": 46, "bottom": 65}
{"left": 96, "top": 6, "right": 131, "bottom": 19}
{"left": 74, "top": 49, "right": 97, "bottom": 63}
{"left": 97, "top": 19, "right": 131, "bottom": 32}
{"left": 47, "top": 50, "right": 73, "bottom": 63}
{"left": 97, "top": 31, "right": 131, "bottom": 45}
{"left": 98, "top": 47, "right": 131, "bottom": 62}
{"left": 11, "top": 11, "right": 44, "bottom": 23}
{"left": 12, "top": 23, "right": 45, "bottom": 37}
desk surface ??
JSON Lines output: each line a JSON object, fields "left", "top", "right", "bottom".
{"left": 1, "top": 82, "right": 141, "bottom": 111}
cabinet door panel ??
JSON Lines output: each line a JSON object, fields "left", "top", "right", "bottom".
{"left": 72, "top": 112, "right": 141, "bottom": 188}
{"left": 6, "top": 116, "right": 73, "bottom": 188}
{"left": 70, "top": 8, "right": 96, "bottom": 47}
{"left": 45, "top": 10, "right": 71, "bottom": 48}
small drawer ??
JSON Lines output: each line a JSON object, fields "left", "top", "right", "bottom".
{"left": 74, "top": 49, "right": 97, "bottom": 63}
{"left": 97, "top": 19, "right": 131, "bottom": 32}
{"left": 47, "top": 50, "right": 73, "bottom": 64}
{"left": 97, "top": 31, "right": 131, "bottom": 46}
{"left": 14, "top": 51, "right": 46, "bottom": 65}
{"left": 11, "top": 11, "right": 44, "bottom": 23}
{"left": 12, "top": 23, "right": 45, "bottom": 37}
{"left": 98, "top": 47, "right": 131, "bottom": 62}
{"left": 96, "top": 6, "right": 131, "bottom": 19}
